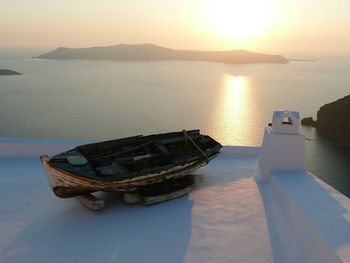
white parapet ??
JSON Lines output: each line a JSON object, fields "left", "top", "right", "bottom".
{"left": 256, "top": 110, "right": 350, "bottom": 262}
{"left": 258, "top": 110, "right": 305, "bottom": 181}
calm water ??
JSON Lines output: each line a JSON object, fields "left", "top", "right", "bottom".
{"left": 0, "top": 56, "right": 350, "bottom": 196}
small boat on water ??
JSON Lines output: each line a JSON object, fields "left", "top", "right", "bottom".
{"left": 40, "top": 130, "right": 222, "bottom": 209}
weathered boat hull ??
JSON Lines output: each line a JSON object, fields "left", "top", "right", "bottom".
{"left": 41, "top": 130, "right": 222, "bottom": 203}
{"left": 41, "top": 154, "right": 218, "bottom": 198}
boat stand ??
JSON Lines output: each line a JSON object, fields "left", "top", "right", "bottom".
{"left": 77, "top": 174, "right": 203, "bottom": 210}
{"left": 78, "top": 193, "right": 105, "bottom": 210}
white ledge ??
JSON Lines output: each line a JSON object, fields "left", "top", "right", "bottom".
{"left": 257, "top": 170, "right": 350, "bottom": 262}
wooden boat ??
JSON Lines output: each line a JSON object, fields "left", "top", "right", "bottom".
{"left": 40, "top": 130, "right": 222, "bottom": 208}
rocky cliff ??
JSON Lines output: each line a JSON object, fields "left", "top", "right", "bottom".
{"left": 302, "top": 95, "right": 350, "bottom": 145}
{"left": 0, "top": 69, "right": 21, "bottom": 75}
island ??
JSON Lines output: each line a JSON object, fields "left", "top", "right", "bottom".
{"left": 35, "top": 43, "right": 289, "bottom": 64}
{"left": 0, "top": 69, "right": 22, "bottom": 75}
{"left": 302, "top": 95, "right": 350, "bottom": 145}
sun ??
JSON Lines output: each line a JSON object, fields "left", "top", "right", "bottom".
{"left": 206, "top": 0, "right": 273, "bottom": 43}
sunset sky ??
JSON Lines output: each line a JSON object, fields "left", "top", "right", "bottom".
{"left": 2, "top": 0, "right": 350, "bottom": 56}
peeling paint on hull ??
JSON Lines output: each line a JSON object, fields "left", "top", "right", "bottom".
{"left": 41, "top": 155, "right": 218, "bottom": 198}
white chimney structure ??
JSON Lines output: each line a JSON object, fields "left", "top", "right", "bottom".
{"left": 258, "top": 111, "right": 305, "bottom": 181}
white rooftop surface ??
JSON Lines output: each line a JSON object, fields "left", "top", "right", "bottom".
{"left": 0, "top": 141, "right": 272, "bottom": 263}
{"left": 4, "top": 111, "right": 350, "bottom": 263}
{"left": 2, "top": 129, "right": 350, "bottom": 262}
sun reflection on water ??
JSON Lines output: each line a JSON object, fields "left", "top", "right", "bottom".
{"left": 226, "top": 75, "right": 246, "bottom": 111}
{"left": 211, "top": 74, "right": 256, "bottom": 146}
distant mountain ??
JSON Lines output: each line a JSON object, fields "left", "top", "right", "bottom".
{"left": 35, "top": 43, "right": 289, "bottom": 64}
{"left": 0, "top": 69, "right": 21, "bottom": 75}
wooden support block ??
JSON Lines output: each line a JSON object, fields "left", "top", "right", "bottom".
{"left": 78, "top": 193, "right": 105, "bottom": 210}
{"left": 123, "top": 192, "right": 141, "bottom": 204}
{"left": 142, "top": 186, "right": 191, "bottom": 205}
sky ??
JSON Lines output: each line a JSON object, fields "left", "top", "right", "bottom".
{"left": 1, "top": 0, "right": 350, "bottom": 56}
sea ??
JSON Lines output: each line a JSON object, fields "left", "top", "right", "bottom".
{"left": 1, "top": 51, "right": 350, "bottom": 197}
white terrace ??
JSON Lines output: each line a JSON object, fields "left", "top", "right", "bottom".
{"left": 1, "top": 111, "right": 350, "bottom": 263}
